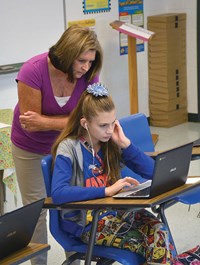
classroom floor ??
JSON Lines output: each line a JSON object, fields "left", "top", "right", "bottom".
{"left": 22, "top": 121, "right": 200, "bottom": 265}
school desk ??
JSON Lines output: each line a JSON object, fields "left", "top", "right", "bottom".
{"left": 44, "top": 177, "right": 200, "bottom": 265}
{"left": 0, "top": 243, "right": 50, "bottom": 265}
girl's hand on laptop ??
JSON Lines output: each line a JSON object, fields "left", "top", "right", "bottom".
{"left": 105, "top": 177, "right": 139, "bottom": 197}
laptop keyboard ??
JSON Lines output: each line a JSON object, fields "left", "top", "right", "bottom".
{"left": 112, "top": 180, "right": 152, "bottom": 198}
{"left": 127, "top": 186, "right": 151, "bottom": 197}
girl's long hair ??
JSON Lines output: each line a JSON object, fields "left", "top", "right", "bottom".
{"left": 51, "top": 90, "right": 122, "bottom": 184}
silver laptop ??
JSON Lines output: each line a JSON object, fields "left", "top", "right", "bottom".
{"left": 0, "top": 198, "right": 44, "bottom": 259}
{"left": 113, "top": 142, "right": 193, "bottom": 199}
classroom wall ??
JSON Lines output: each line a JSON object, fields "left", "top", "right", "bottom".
{"left": 0, "top": 0, "right": 197, "bottom": 117}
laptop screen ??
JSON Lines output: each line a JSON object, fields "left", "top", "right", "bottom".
{"left": 113, "top": 142, "right": 193, "bottom": 199}
{"left": 150, "top": 142, "right": 193, "bottom": 197}
{"left": 0, "top": 198, "right": 44, "bottom": 259}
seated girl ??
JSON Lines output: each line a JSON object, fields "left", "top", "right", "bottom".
{"left": 51, "top": 83, "right": 176, "bottom": 265}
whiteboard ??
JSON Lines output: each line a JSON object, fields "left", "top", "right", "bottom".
{"left": 0, "top": 0, "right": 65, "bottom": 66}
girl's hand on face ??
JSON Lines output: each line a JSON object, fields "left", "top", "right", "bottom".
{"left": 105, "top": 177, "right": 140, "bottom": 197}
{"left": 111, "top": 120, "right": 131, "bottom": 149}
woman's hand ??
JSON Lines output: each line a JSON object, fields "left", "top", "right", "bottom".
{"left": 20, "top": 111, "right": 45, "bottom": 132}
{"left": 105, "top": 177, "right": 140, "bottom": 197}
{"left": 111, "top": 120, "right": 131, "bottom": 149}
{"left": 20, "top": 111, "right": 69, "bottom": 132}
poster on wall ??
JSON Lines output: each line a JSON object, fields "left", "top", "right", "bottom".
{"left": 83, "top": 0, "right": 111, "bottom": 14}
{"left": 118, "top": 0, "right": 144, "bottom": 55}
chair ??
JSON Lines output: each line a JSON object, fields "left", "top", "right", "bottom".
{"left": 41, "top": 154, "right": 145, "bottom": 265}
{"left": 154, "top": 184, "right": 200, "bottom": 257}
{"left": 119, "top": 113, "right": 155, "bottom": 182}
{"left": 119, "top": 113, "right": 155, "bottom": 153}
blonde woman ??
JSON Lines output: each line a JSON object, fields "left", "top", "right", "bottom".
{"left": 11, "top": 25, "right": 102, "bottom": 265}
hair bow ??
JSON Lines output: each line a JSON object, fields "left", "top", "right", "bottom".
{"left": 86, "top": 83, "right": 108, "bottom": 97}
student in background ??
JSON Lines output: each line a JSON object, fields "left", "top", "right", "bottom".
{"left": 51, "top": 83, "right": 176, "bottom": 265}
{"left": 11, "top": 25, "right": 102, "bottom": 265}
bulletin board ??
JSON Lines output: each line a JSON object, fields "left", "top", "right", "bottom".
{"left": 83, "top": 0, "right": 111, "bottom": 14}
{"left": 118, "top": 0, "right": 144, "bottom": 55}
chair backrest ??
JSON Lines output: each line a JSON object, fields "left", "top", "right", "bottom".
{"left": 41, "top": 154, "right": 52, "bottom": 197}
{"left": 41, "top": 155, "right": 87, "bottom": 250}
{"left": 119, "top": 113, "right": 155, "bottom": 182}
{"left": 119, "top": 113, "right": 154, "bottom": 152}
{"left": 174, "top": 185, "right": 200, "bottom": 204}
{"left": 41, "top": 155, "right": 145, "bottom": 264}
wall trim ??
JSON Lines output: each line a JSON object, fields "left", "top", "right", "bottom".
{"left": 188, "top": 113, "right": 200, "bottom": 122}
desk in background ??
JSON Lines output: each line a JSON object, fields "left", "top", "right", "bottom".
{"left": 146, "top": 145, "right": 200, "bottom": 160}
{"left": 0, "top": 109, "right": 16, "bottom": 215}
{"left": 44, "top": 178, "right": 200, "bottom": 265}
{"left": 192, "top": 146, "right": 200, "bottom": 158}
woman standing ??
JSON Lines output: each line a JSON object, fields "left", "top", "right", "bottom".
{"left": 11, "top": 25, "right": 103, "bottom": 265}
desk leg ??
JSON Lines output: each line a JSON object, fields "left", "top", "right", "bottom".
{"left": 158, "top": 204, "right": 178, "bottom": 257}
{"left": 0, "top": 169, "right": 6, "bottom": 215}
{"left": 85, "top": 209, "right": 101, "bottom": 265}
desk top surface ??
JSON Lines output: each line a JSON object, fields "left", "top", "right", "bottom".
{"left": 192, "top": 146, "right": 200, "bottom": 155}
{"left": 146, "top": 146, "right": 200, "bottom": 157}
{"left": 0, "top": 243, "right": 50, "bottom": 265}
{"left": 44, "top": 178, "right": 200, "bottom": 210}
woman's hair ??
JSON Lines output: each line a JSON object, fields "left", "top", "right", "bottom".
{"left": 51, "top": 90, "right": 122, "bottom": 184}
{"left": 48, "top": 24, "right": 103, "bottom": 82}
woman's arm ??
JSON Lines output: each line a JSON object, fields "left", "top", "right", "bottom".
{"left": 18, "top": 81, "right": 42, "bottom": 114}
{"left": 18, "top": 81, "right": 69, "bottom": 131}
